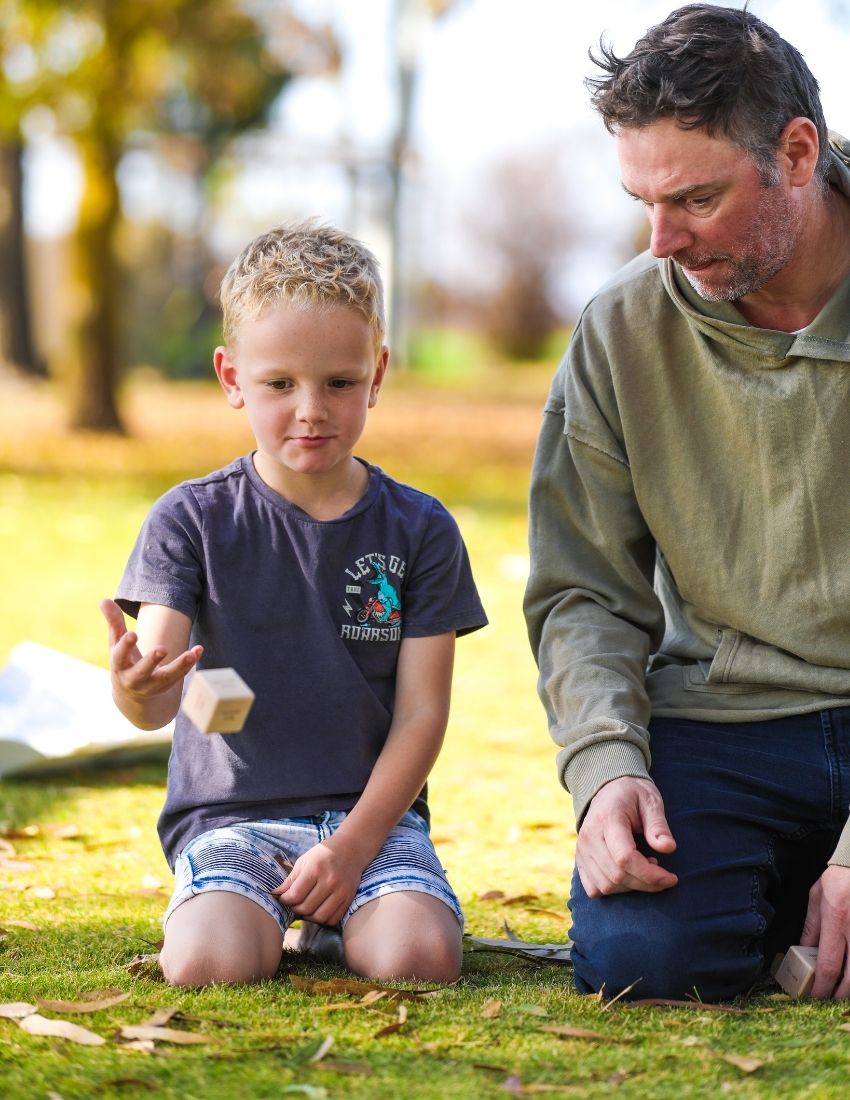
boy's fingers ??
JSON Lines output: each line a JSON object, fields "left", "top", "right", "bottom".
{"left": 157, "top": 646, "right": 203, "bottom": 680}
{"left": 110, "top": 630, "right": 141, "bottom": 669}
{"left": 100, "top": 598, "right": 128, "bottom": 645}
{"left": 117, "top": 646, "right": 167, "bottom": 683}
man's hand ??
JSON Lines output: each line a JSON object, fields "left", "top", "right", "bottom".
{"left": 575, "top": 776, "right": 678, "bottom": 897}
{"left": 800, "top": 865, "right": 850, "bottom": 998}
{"left": 272, "top": 837, "right": 366, "bottom": 927}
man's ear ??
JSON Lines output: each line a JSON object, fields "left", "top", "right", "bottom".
{"left": 369, "top": 346, "right": 390, "bottom": 408}
{"left": 779, "top": 117, "right": 821, "bottom": 188}
{"left": 213, "top": 346, "right": 244, "bottom": 409}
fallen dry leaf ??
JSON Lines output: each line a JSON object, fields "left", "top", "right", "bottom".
{"left": 0, "top": 825, "right": 39, "bottom": 839}
{"left": 501, "top": 1076, "right": 576, "bottom": 1096}
{"left": 480, "top": 999, "right": 503, "bottom": 1019}
{"left": 373, "top": 1003, "right": 408, "bottom": 1039}
{"left": 25, "top": 885, "right": 56, "bottom": 900}
{"left": 501, "top": 894, "right": 540, "bottom": 906}
{"left": 38, "top": 992, "right": 129, "bottom": 1014}
{"left": 0, "top": 858, "right": 35, "bottom": 872}
{"left": 0, "top": 1002, "right": 36, "bottom": 1019}
{"left": 464, "top": 936, "right": 572, "bottom": 964}
{"left": 121, "top": 1040, "right": 157, "bottom": 1054}
{"left": 540, "top": 1025, "right": 615, "bottom": 1042}
{"left": 124, "top": 953, "right": 161, "bottom": 976}
{"left": 143, "top": 1008, "right": 180, "bottom": 1027}
{"left": 19, "top": 1014, "right": 105, "bottom": 1046}
{"left": 521, "top": 908, "right": 569, "bottom": 922}
{"left": 4, "top": 920, "right": 40, "bottom": 932}
{"left": 479, "top": 890, "right": 506, "bottom": 901}
{"left": 723, "top": 1054, "right": 765, "bottom": 1074}
{"left": 119, "top": 1025, "right": 216, "bottom": 1045}
{"left": 290, "top": 975, "right": 440, "bottom": 1001}
{"left": 359, "top": 990, "right": 387, "bottom": 1006}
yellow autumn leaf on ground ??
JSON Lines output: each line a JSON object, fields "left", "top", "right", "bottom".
{"left": 119, "top": 1025, "right": 216, "bottom": 1045}
{"left": 38, "top": 992, "right": 129, "bottom": 1013}
{"left": 19, "top": 1014, "right": 105, "bottom": 1046}
{"left": 0, "top": 1003, "right": 36, "bottom": 1018}
{"left": 723, "top": 1054, "right": 765, "bottom": 1073}
{"left": 290, "top": 975, "right": 442, "bottom": 1000}
{"left": 540, "top": 1025, "right": 615, "bottom": 1042}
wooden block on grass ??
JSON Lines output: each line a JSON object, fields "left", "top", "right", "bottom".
{"left": 182, "top": 668, "right": 254, "bottom": 734}
{"left": 774, "top": 945, "right": 818, "bottom": 997}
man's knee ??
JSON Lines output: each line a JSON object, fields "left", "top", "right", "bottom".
{"left": 571, "top": 909, "right": 760, "bottom": 1002}
{"left": 572, "top": 922, "right": 699, "bottom": 1000}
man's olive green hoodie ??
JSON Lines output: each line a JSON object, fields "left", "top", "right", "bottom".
{"left": 525, "top": 135, "right": 850, "bottom": 864}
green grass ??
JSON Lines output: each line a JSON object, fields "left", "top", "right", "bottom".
{"left": 1, "top": 374, "right": 849, "bottom": 1098}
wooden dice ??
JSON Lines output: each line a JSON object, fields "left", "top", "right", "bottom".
{"left": 182, "top": 668, "right": 255, "bottom": 734}
{"left": 774, "top": 945, "right": 818, "bottom": 997}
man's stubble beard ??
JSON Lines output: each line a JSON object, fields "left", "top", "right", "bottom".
{"left": 678, "top": 183, "right": 804, "bottom": 303}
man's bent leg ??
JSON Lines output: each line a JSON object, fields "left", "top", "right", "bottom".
{"left": 569, "top": 712, "right": 841, "bottom": 1002}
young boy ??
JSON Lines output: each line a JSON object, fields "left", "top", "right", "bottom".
{"left": 101, "top": 221, "right": 487, "bottom": 987}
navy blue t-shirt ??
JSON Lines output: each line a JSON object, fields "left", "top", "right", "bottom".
{"left": 116, "top": 455, "right": 487, "bottom": 867}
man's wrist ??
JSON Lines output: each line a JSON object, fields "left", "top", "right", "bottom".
{"left": 564, "top": 740, "right": 651, "bottom": 826}
{"left": 827, "top": 815, "right": 850, "bottom": 867}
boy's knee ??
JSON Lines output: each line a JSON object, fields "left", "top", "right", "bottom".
{"left": 160, "top": 944, "right": 279, "bottom": 987}
{"left": 343, "top": 897, "right": 463, "bottom": 983}
{"left": 346, "top": 933, "right": 461, "bottom": 983}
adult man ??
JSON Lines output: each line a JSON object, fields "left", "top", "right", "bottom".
{"left": 524, "top": 3, "right": 850, "bottom": 1001}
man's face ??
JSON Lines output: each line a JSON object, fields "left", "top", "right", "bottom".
{"left": 616, "top": 119, "right": 803, "bottom": 303}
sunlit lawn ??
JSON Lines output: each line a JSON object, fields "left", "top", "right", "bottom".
{"left": 2, "top": 370, "right": 849, "bottom": 1098}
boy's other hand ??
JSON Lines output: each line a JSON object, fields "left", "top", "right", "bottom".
{"left": 272, "top": 838, "right": 365, "bottom": 927}
{"left": 100, "top": 598, "right": 202, "bottom": 703}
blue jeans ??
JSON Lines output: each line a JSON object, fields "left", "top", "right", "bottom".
{"left": 569, "top": 708, "right": 850, "bottom": 1001}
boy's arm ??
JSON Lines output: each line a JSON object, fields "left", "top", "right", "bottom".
{"left": 101, "top": 598, "right": 202, "bottom": 730}
{"left": 275, "top": 631, "right": 455, "bottom": 926}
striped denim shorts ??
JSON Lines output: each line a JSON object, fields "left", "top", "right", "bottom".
{"left": 164, "top": 809, "right": 463, "bottom": 936}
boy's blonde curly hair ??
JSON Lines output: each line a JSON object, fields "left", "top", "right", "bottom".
{"left": 220, "top": 219, "right": 386, "bottom": 352}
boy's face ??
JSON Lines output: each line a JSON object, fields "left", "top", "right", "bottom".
{"left": 213, "top": 303, "right": 387, "bottom": 498}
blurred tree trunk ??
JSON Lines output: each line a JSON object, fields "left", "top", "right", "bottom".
{"left": 68, "top": 131, "right": 124, "bottom": 432}
{"left": 0, "top": 137, "right": 42, "bottom": 376}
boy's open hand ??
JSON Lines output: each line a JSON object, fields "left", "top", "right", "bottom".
{"left": 272, "top": 838, "right": 366, "bottom": 927}
{"left": 100, "top": 598, "right": 202, "bottom": 706}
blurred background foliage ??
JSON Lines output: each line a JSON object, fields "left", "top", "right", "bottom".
{"left": 0, "top": 0, "right": 619, "bottom": 436}
{"left": 3, "top": 1, "right": 850, "bottom": 436}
